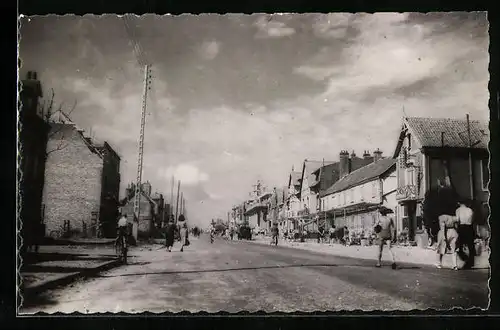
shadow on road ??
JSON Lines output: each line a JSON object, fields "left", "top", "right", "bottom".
{"left": 94, "top": 263, "right": 421, "bottom": 278}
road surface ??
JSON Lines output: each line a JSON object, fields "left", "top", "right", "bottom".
{"left": 20, "top": 235, "right": 489, "bottom": 313}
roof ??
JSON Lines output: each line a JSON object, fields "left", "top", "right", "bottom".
{"left": 301, "top": 160, "right": 335, "bottom": 189}
{"left": 393, "top": 116, "right": 489, "bottom": 157}
{"left": 49, "top": 123, "right": 103, "bottom": 158}
{"left": 289, "top": 171, "right": 301, "bottom": 187}
{"left": 321, "top": 158, "right": 396, "bottom": 197}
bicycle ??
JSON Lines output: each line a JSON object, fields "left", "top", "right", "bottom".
{"left": 115, "top": 233, "right": 128, "bottom": 264}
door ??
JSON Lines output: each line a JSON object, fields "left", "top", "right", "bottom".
{"left": 407, "top": 202, "right": 417, "bottom": 241}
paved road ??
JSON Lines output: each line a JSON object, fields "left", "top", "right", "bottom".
{"left": 20, "top": 235, "right": 489, "bottom": 313}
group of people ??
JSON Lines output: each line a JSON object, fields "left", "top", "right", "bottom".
{"left": 115, "top": 213, "right": 190, "bottom": 253}
{"left": 436, "top": 201, "right": 476, "bottom": 270}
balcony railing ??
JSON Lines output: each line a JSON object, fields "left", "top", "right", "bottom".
{"left": 396, "top": 184, "right": 418, "bottom": 201}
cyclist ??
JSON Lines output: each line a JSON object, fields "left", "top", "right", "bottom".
{"left": 116, "top": 214, "right": 128, "bottom": 247}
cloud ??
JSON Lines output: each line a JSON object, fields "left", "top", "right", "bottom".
{"left": 19, "top": 13, "right": 488, "bottom": 226}
{"left": 199, "top": 40, "right": 220, "bottom": 60}
{"left": 159, "top": 164, "right": 210, "bottom": 186}
{"left": 254, "top": 16, "right": 296, "bottom": 38}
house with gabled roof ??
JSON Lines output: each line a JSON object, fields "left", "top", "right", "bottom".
{"left": 120, "top": 181, "right": 160, "bottom": 238}
{"left": 42, "top": 110, "right": 121, "bottom": 239}
{"left": 392, "top": 116, "right": 490, "bottom": 245}
{"left": 319, "top": 157, "right": 397, "bottom": 234}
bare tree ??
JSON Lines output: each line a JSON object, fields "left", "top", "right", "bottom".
{"left": 42, "top": 88, "right": 78, "bottom": 157}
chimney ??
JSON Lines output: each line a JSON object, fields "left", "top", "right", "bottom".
{"left": 21, "top": 70, "right": 42, "bottom": 117}
{"left": 373, "top": 148, "right": 383, "bottom": 162}
{"left": 363, "top": 150, "right": 371, "bottom": 159}
{"left": 339, "top": 150, "right": 350, "bottom": 179}
{"left": 350, "top": 150, "right": 357, "bottom": 158}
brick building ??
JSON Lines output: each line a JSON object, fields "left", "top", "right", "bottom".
{"left": 19, "top": 71, "right": 51, "bottom": 250}
{"left": 42, "top": 112, "right": 121, "bottom": 238}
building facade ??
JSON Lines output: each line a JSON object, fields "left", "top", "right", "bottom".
{"left": 392, "top": 116, "right": 490, "bottom": 244}
{"left": 42, "top": 113, "right": 121, "bottom": 238}
{"left": 320, "top": 157, "right": 397, "bottom": 234}
{"left": 19, "top": 71, "right": 51, "bottom": 249}
{"left": 120, "top": 182, "right": 159, "bottom": 237}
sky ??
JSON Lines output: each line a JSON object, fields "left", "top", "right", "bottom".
{"left": 18, "top": 12, "right": 490, "bottom": 226}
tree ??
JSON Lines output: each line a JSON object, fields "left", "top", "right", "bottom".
{"left": 41, "top": 88, "right": 78, "bottom": 157}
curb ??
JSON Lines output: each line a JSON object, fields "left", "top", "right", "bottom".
{"left": 22, "top": 258, "right": 122, "bottom": 298}
{"left": 247, "top": 238, "right": 490, "bottom": 270}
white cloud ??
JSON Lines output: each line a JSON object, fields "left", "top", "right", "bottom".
{"left": 254, "top": 16, "right": 295, "bottom": 38}
{"left": 159, "top": 164, "right": 210, "bottom": 186}
{"left": 199, "top": 40, "right": 220, "bottom": 60}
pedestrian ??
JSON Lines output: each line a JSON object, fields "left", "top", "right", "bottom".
{"left": 230, "top": 228, "right": 234, "bottom": 241}
{"left": 329, "top": 226, "right": 336, "bottom": 245}
{"left": 178, "top": 214, "right": 188, "bottom": 252}
{"left": 456, "top": 200, "right": 475, "bottom": 269}
{"left": 165, "top": 217, "right": 176, "bottom": 252}
{"left": 374, "top": 207, "right": 397, "bottom": 269}
{"left": 343, "top": 226, "right": 349, "bottom": 245}
{"left": 436, "top": 214, "right": 459, "bottom": 270}
{"left": 271, "top": 223, "right": 279, "bottom": 246}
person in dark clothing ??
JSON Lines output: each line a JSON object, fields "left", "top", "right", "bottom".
{"left": 165, "top": 218, "right": 176, "bottom": 252}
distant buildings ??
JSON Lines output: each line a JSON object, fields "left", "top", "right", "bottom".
{"left": 42, "top": 111, "right": 121, "bottom": 239}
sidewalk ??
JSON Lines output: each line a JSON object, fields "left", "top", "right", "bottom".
{"left": 250, "top": 236, "right": 490, "bottom": 270}
{"left": 20, "top": 244, "right": 121, "bottom": 298}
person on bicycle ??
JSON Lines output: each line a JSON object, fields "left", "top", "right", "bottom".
{"left": 117, "top": 214, "right": 128, "bottom": 243}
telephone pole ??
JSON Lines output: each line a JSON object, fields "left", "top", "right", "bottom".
{"left": 466, "top": 114, "right": 474, "bottom": 200}
{"left": 175, "top": 180, "right": 181, "bottom": 224}
{"left": 132, "top": 64, "right": 152, "bottom": 241}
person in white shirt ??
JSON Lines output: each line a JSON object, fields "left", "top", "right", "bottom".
{"left": 436, "top": 214, "right": 459, "bottom": 270}
{"left": 456, "top": 201, "right": 475, "bottom": 269}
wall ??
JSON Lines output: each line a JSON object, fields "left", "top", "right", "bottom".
{"left": 43, "top": 125, "right": 103, "bottom": 236}
{"left": 99, "top": 143, "right": 121, "bottom": 237}
{"left": 321, "top": 179, "right": 381, "bottom": 210}
{"left": 121, "top": 195, "right": 153, "bottom": 236}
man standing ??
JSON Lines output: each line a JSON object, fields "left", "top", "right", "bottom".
{"left": 456, "top": 201, "right": 475, "bottom": 269}
{"left": 436, "top": 214, "right": 459, "bottom": 270}
{"left": 375, "top": 207, "right": 397, "bottom": 269}
{"left": 271, "top": 223, "right": 279, "bottom": 246}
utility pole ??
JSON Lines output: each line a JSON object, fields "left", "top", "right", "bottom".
{"left": 132, "top": 64, "right": 152, "bottom": 241}
{"left": 466, "top": 114, "right": 474, "bottom": 200}
{"left": 175, "top": 180, "right": 181, "bottom": 224}
{"left": 170, "top": 176, "right": 174, "bottom": 220}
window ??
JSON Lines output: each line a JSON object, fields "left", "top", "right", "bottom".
{"left": 408, "top": 133, "right": 412, "bottom": 150}
{"left": 372, "top": 181, "right": 377, "bottom": 198}
{"left": 481, "top": 159, "right": 489, "bottom": 191}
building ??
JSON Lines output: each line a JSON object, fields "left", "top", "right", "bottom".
{"left": 151, "top": 191, "right": 166, "bottom": 228}
{"left": 42, "top": 112, "right": 121, "bottom": 239}
{"left": 285, "top": 170, "right": 302, "bottom": 231}
{"left": 392, "top": 116, "right": 490, "bottom": 245}
{"left": 320, "top": 157, "right": 397, "bottom": 234}
{"left": 19, "top": 71, "right": 51, "bottom": 249}
{"left": 243, "top": 180, "right": 273, "bottom": 233}
{"left": 120, "top": 181, "right": 160, "bottom": 237}
{"left": 94, "top": 142, "right": 121, "bottom": 237}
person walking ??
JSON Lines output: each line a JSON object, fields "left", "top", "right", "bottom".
{"left": 271, "top": 223, "right": 279, "bottom": 246}
{"left": 178, "top": 214, "right": 188, "bottom": 252}
{"left": 456, "top": 201, "right": 475, "bottom": 269}
{"left": 436, "top": 213, "right": 459, "bottom": 270}
{"left": 165, "top": 217, "right": 176, "bottom": 252}
{"left": 374, "top": 207, "right": 397, "bottom": 269}
{"left": 329, "top": 226, "right": 336, "bottom": 245}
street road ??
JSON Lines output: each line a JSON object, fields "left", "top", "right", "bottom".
{"left": 20, "top": 236, "right": 489, "bottom": 313}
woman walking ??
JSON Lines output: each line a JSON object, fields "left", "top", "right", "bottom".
{"left": 165, "top": 217, "right": 176, "bottom": 252}
{"left": 178, "top": 214, "right": 189, "bottom": 252}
